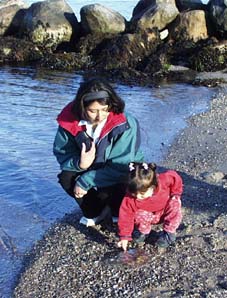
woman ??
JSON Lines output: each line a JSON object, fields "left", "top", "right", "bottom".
{"left": 53, "top": 77, "right": 144, "bottom": 226}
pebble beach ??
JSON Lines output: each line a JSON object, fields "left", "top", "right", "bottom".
{"left": 14, "top": 85, "right": 227, "bottom": 298}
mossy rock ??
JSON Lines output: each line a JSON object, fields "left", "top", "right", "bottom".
{"left": 190, "top": 46, "right": 227, "bottom": 72}
{"left": 38, "top": 52, "right": 90, "bottom": 70}
{"left": 0, "top": 36, "right": 44, "bottom": 63}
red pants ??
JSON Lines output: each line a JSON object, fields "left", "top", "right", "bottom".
{"left": 134, "top": 196, "right": 182, "bottom": 234}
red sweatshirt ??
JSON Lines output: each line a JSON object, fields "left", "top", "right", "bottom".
{"left": 118, "top": 170, "right": 183, "bottom": 240}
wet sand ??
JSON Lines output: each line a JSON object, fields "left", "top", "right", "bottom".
{"left": 14, "top": 86, "right": 227, "bottom": 298}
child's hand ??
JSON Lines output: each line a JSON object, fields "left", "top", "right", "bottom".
{"left": 117, "top": 239, "right": 128, "bottom": 251}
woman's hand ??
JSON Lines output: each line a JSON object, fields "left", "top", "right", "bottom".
{"left": 73, "top": 184, "right": 87, "bottom": 198}
{"left": 117, "top": 239, "right": 128, "bottom": 251}
{"left": 79, "top": 142, "right": 96, "bottom": 170}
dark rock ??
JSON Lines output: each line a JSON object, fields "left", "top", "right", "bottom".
{"left": 176, "top": 0, "right": 208, "bottom": 12}
{"left": 74, "top": 32, "right": 116, "bottom": 57}
{"left": 38, "top": 52, "right": 91, "bottom": 71}
{"left": 0, "top": 1, "right": 27, "bottom": 36}
{"left": 0, "top": 36, "right": 44, "bottom": 63}
{"left": 132, "top": 0, "right": 157, "bottom": 19}
{"left": 190, "top": 42, "right": 227, "bottom": 71}
{"left": 94, "top": 29, "right": 161, "bottom": 70}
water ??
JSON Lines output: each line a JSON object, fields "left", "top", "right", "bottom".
{"left": 0, "top": 65, "right": 216, "bottom": 297}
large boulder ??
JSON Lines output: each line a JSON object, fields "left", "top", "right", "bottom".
{"left": 170, "top": 10, "right": 208, "bottom": 42}
{"left": 80, "top": 4, "right": 126, "bottom": 35}
{"left": 132, "top": 0, "right": 154, "bottom": 17}
{"left": 18, "top": 0, "right": 79, "bottom": 49}
{"left": 130, "top": 0, "right": 179, "bottom": 32}
{"left": 209, "top": 0, "right": 227, "bottom": 35}
{"left": 176, "top": 0, "right": 209, "bottom": 11}
{"left": 0, "top": 0, "right": 27, "bottom": 36}
{"left": 0, "top": 0, "right": 25, "bottom": 9}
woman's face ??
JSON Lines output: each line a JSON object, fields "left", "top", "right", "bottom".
{"left": 85, "top": 100, "right": 109, "bottom": 124}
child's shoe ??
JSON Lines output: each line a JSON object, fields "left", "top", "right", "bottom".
{"left": 133, "top": 231, "right": 148, "bottom": 244}
{"left": 135, "top": 233, "right": 147, "bottom": 244}
{"left": 156, "top": 231, "right": 176, "bottom": 248}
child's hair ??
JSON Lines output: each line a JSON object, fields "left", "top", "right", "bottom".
{"left": 127, "top": 162, "right": 158, "bottom": 194}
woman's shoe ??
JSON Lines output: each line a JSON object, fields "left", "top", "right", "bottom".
{"left": 79, "top": 216, "right": 98, "bottom": 227}
{"left": 79, "top": 206, "right": 111, "bottom": 227}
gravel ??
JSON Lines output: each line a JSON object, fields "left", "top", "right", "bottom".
{"left": 14, "top": 86, "right": 227, "bottom": 298}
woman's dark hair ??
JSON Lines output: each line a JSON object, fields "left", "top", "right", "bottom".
{"left": 72, "top": 77, "right": 125, "bottom": 120}
{"left": 127, "top": 162, "right": 158, "bottom": 194}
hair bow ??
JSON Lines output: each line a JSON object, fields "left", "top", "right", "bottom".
{"left": 129, "top": 162, "right": 135, "bottom": 171}
{"left": 142, "top": 163, "right": 149, "bottom": 170}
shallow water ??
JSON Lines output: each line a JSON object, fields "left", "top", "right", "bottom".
{"left": 0, "top": 65, "right": 215, "bottom": 297}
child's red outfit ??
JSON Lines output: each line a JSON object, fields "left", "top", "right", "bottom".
{"left": 118, "top": 170, "right": 183, "bottom": 241}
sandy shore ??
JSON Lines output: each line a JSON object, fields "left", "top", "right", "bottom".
{"left": 14, "top": 86, "right": 227, "bottom": 298}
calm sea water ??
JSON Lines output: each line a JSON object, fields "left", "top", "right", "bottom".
{"left": 0, "top": 1, "right": 212, "bottom": 297}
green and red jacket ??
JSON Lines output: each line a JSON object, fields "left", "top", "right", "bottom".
{"left": 53, "top": 101, "right": 144, "bottom": 191}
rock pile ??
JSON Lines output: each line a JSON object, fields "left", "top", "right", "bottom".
{"left": 0, "top": 0, "right": 227, "bottom": 85}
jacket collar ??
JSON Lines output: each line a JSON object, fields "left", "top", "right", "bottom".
{"left": 57, "top": 101, "right": 127, "bottom": 137}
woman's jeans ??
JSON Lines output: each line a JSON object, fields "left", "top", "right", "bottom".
{"left": 57, "top": 170, "right": 126, "bottom": 218}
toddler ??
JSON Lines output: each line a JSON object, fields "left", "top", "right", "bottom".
{"left": 118, "top": 162, "right": 183, "bottom": 251}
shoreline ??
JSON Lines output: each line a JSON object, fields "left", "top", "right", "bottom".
{"left": 14, "top": 86, "right": 227, "bottom": 298}
{"left": 161, "top": 84, "right": 227, "bottom": 178}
